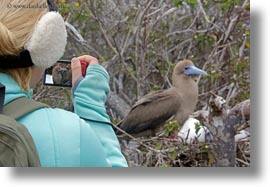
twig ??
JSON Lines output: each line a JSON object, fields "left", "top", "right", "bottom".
{"left": 197, "top": 0, "right": 221, "bottom": 30}
{"left": 65, "top": 22, "right": 84, "bottom": 43}
{"left": 236, "top": 158, "right": 250, "bottom": 167}
{"left": 114, "top": 124, "right": 162, "bottom": 153}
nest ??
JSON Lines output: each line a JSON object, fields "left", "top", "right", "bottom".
{"left": 119, "top": 136, "right": 250, "bottom": 167}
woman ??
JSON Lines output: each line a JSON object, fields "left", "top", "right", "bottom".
{"left": 0, "top": 0, "right": 127, "bottom": 167}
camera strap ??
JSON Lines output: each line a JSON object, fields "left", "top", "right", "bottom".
{"left": 0, "top": 83, "right": 5, "bottom": 113}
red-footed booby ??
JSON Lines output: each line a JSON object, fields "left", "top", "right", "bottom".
{"left": 116, "top": 60, "right": 207, "bottom": 137}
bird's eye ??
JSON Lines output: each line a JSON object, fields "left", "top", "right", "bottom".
{"left": 184, "top": 66, "right": 189, "bottom": 70}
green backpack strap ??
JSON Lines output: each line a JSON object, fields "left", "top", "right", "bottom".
{"left": 3, "top": 97, "right": 48, "bottom": 120}
{"left": 0, "top": 97, "right": 48, "bottom": 167}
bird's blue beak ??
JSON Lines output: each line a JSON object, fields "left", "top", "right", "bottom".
{"left": 184, "top": 65, "right": 207, "bottom": 76}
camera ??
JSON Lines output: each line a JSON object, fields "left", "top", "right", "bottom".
{"left": 43, "top": 60, "right": 88, "bottom": 87}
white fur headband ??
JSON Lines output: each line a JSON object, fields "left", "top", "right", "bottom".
{"left": 0, "top": 11, "right": 67, "bottom": 69}
{"left": 25, "top": 12, "right": 67, "bottom": 68}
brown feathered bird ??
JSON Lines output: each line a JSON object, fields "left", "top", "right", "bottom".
{"left": 115, "top": 60, "right": 207, "bottom": 137}
{"left": 52, "top": 63, "right": 72, "bottom": 85}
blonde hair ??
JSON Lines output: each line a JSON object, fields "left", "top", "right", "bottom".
{"left": 0, "top": 0, "right": 48, "bottom": 92}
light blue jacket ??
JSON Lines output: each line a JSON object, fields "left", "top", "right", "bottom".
{"left": 0, "top": 64, "right": 128, "bottom": 167}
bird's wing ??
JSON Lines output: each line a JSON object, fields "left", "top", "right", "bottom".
{"left": 118, "top": 88, "right": 181, "bottom": 134}
{"left": 131, "top": 90, "right": 165, "bottom": 108}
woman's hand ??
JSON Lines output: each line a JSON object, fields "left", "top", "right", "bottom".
{"left": 71, "top": 55, "right": 99, "bottom": 87}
